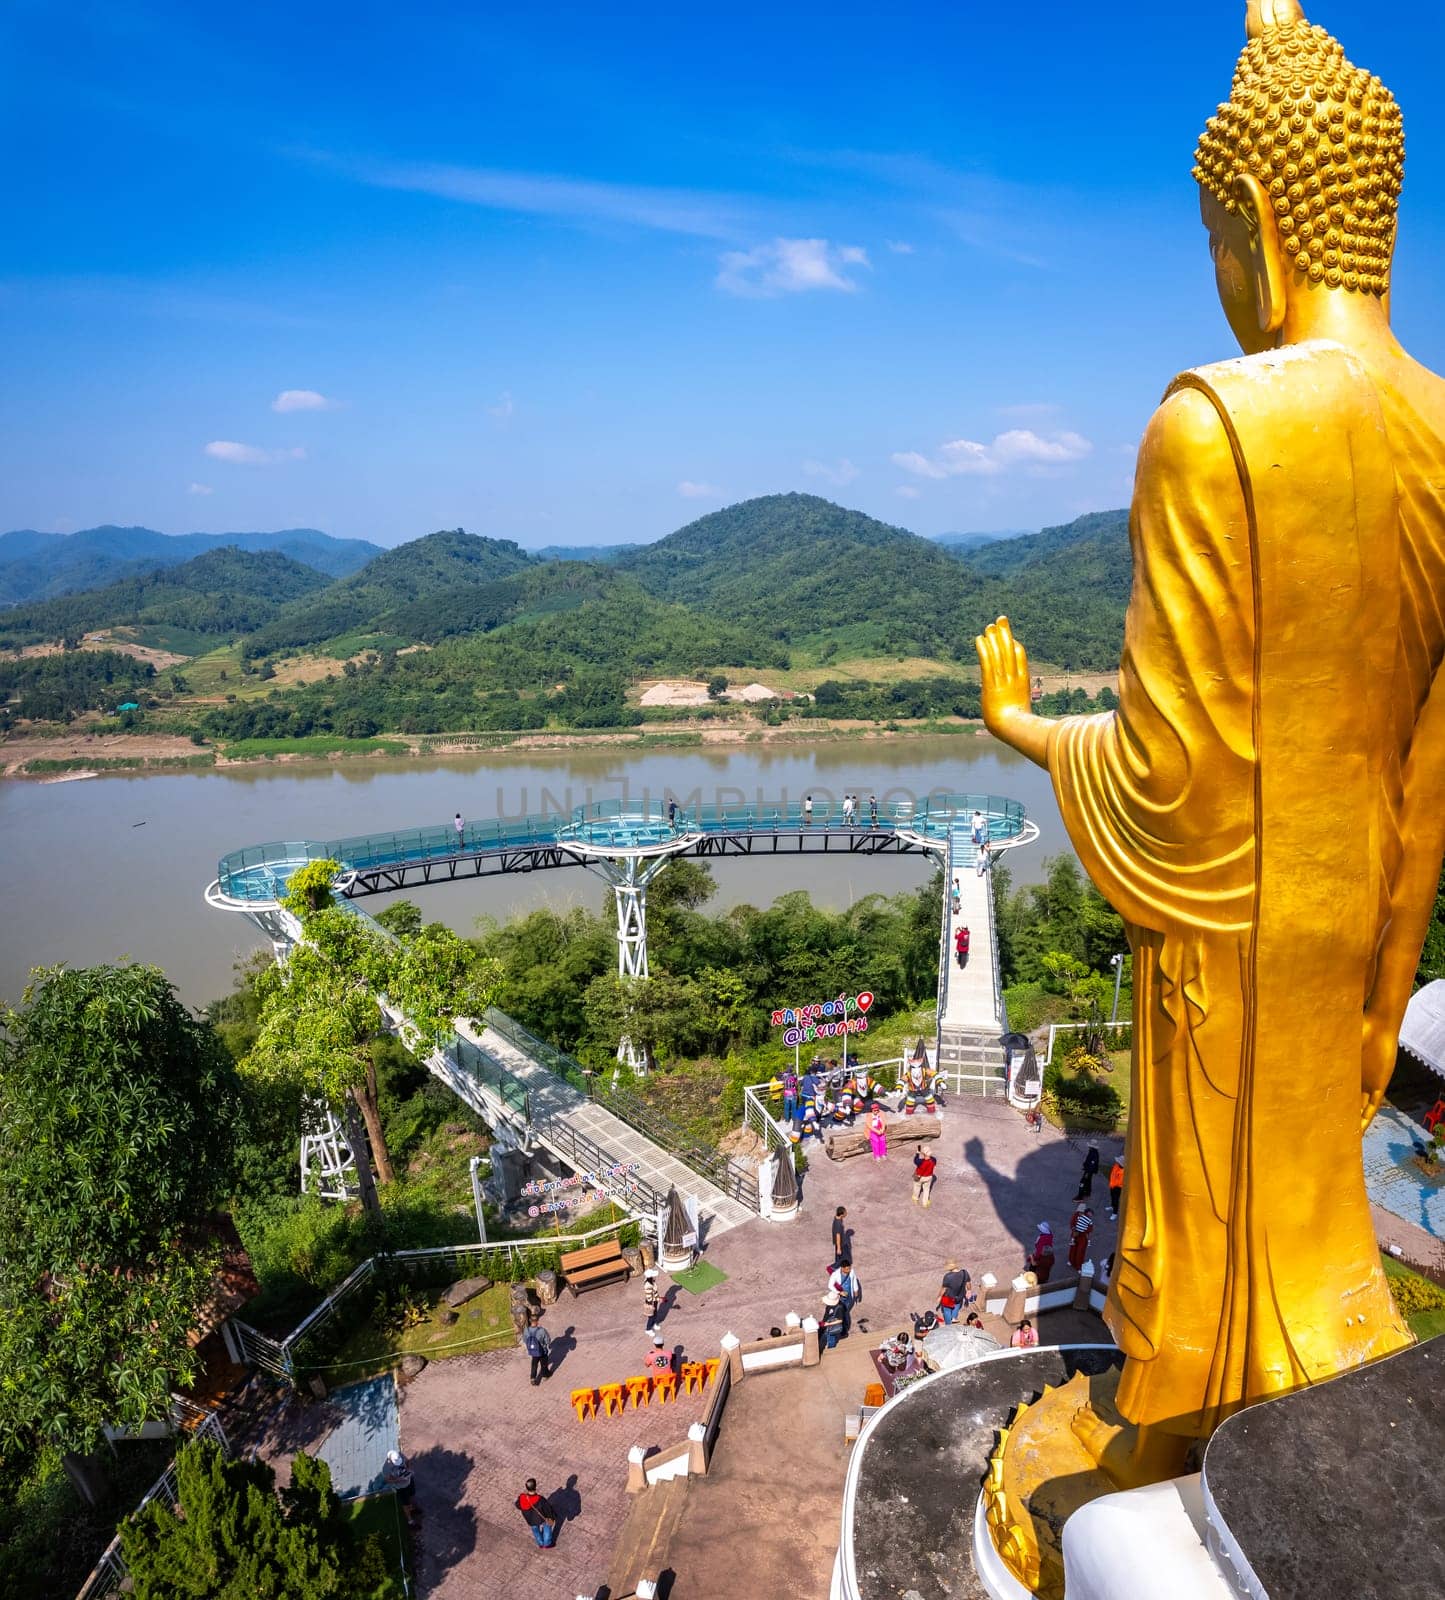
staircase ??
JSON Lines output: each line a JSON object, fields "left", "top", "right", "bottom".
{"left": 937, "top": 820, "right": 1009, "bottom": 1097}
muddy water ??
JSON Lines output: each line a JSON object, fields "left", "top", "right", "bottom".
{"left": 0, "top": 734, "right": 1066, "bottom": 1006}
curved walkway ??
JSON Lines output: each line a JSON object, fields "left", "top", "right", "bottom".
{"left": 211, "top": 793, "right": 1031, "bottom": 904}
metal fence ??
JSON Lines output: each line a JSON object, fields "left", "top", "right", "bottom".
{"left": 228, "top": 1218, "right": 643, "bottom": 1385}
{"left": 75, "top": 1413, "right": 230, "bottom": 1600}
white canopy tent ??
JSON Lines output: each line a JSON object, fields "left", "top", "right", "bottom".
{"left": 1397, "top": 979, "right": 1445, "bottom": 1079}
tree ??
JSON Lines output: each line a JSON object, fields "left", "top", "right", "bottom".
{"left": 0, "top": 964, "right": 244, "bottom": 1499}
{"left": 119, "top": 1437, "right": 355, "bottom": 1599}
{"left": 373, "top": 899, "right": 423, "bottom": 938}
{"left": 582, "top": 971, "right": 702, "bottom": 1065}
{"left": 248, "top": 867, "right": 500, "bottom": 1209}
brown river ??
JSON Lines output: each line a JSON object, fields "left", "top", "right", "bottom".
{"left": 0, "top": 734, "right": 1067, "bottom": 1007}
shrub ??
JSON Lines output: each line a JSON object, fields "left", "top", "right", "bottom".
{"left": 1387, "top": 1268, "right": 1445, "bottom": 1319}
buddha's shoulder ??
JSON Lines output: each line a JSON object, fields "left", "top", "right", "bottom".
{"left": 1145, "top": 341, "right": 1372, "bottom": 459}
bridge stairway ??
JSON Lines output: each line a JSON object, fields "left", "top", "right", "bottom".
{"left": 460, "top": 1020, "right": 757, "bottom": 1238}
{"left": 934, "top": 822, "right": 1009, "bottom": 1096}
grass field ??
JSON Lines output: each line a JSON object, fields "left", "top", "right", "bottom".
{"left": 342, "top": 1495, "right": 412, "bottom": 1599}
{"left": 322, "top": 1281, "right": 517, "bottom": 1387}
{"left": 1381, "top": 1254, "right": 1445, "bottom": 1342}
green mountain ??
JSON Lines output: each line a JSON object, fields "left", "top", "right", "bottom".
{"left": 617, "top": 493, "right": 990, "bottom": 660}
{"left": 0, "top": 548, "right": 331, "bottom": 652}
{"left": 531, "top": 542, "right": 638, "bottom": 563}
{"left": 241, "top": 529, "right": 536, "bottom": 656}
{"left": 0, "top": 525, "right": 382, "bottom": 606}
{"left": 960, "top": 510, "right": 1129, "bottom": 577}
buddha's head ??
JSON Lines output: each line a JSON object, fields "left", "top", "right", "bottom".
{"left": 1193, "top": 0, "right": 1404, "bottom": 352}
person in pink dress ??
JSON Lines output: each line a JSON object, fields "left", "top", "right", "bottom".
{"left": 1010, "top": 1318, "right": 1039, "bottom": 1349}
{"left": 867, "top": 1103, "right": 888, "bottom": 1161}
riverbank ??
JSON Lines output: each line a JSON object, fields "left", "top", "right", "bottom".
{"left": 0, "top": 715, "right": 1002, "bottom": 780}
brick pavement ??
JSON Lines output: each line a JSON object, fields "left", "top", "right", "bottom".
{"left": 395, "top": 1096, "right": 1119, "bottom": 1599}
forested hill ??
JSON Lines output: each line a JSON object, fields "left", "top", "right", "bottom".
{"left": 0, "top": 525, "right": 381, "bottom": 605}
{"left": 618, "top": 493, "right": 990, "bottom": 659}
{"left": 241, "top": 529, "right": 535, "bottom": 656}
{"left": 0, "top": 548, "right": 329, "bottom": 650}
{"left": 959, "top": 509, "right": 1129, "bottom": 577}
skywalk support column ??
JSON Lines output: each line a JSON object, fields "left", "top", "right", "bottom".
{"left": 590, "top": 852, "right": 677, "bottom": 1071}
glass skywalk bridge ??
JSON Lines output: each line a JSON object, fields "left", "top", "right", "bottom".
{"left": 214, "top": 792, "right": 1030, "bottom": 905}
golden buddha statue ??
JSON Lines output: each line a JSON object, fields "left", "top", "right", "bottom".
{"left": 976, "top": 0, "right": 1445, "bottom": 1584}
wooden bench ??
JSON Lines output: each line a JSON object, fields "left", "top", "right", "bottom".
{"left": 560, "top": 1240, "right": 632, "bottom": 1297}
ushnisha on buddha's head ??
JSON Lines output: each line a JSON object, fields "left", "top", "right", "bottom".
{"left": 1192, "top": 0, "right": 1404, "bottom": 352}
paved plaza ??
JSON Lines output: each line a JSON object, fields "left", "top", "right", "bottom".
{"left": 1362, "top": 1100, "right": 1445, "bottom": 1242}
{"left": 393, "top": 1098, "right": 1121, "bottom": 1599}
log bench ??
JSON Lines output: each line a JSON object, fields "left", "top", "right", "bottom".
{"left": 560, "top": 1239, "right": 633, "bottom": 1297}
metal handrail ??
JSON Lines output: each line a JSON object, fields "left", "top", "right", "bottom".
{"left": 485, "top": 1008, "right": 759, "bottom": 1210}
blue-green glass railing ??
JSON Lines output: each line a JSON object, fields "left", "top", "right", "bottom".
{"left": 216, "top": 794, "right": 1027, "bottom": 902}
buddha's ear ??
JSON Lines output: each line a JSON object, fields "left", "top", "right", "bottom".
{"left": 1234, "top": 173, "right": 1287, "bottom": 335}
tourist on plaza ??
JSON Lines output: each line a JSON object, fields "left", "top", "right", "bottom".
{"left": 911, "top": 1147, "right": 938, "bottom": 1208}
{"left": 383, "top": 1449, "right": 418, "bottom": 1527}
{"left": 782, "top": 1064, "right": 799, "bottom": 1125}
{"left": 965, "top": 1311, "right": 987, "bottom": 1331}
{"left": 868, "top": 793, "right": 878, "bottom": 827}
{"left": 523, "top": 1311, "right": 553, "bottom": 1385}
{"left": 453, "top": 812, "right": 465, "bottom": 847}
{"left": 1068, "top": 1203, "right": 1095, "bottom": 1270}
{"left": 976, "top": 839, "right": 992, "bottom": 877}
{"left": 1028, "top": 1221, "right": 1055, "bottom": 1283}
{"left": 971, "top": 808, "right": 987, "bottom": 846}
{"left": 515, "top": 1479, "right": 559, "bottom": 1549}
{"left": 951, "top": 877, "right": 962, "bottom": 915}
{"left": 643, "top": 1267, "right": 662, "bottom": 1333}
{"left": 1010, "top": 1318, "right": 1039, "bottom": 1349}
{"left": 1108, "top": 1156, "right": 1124, "bottom": 1219}
{"left": 867, "top": 1103, "right": 888, "bottom": 1161}
{"left": 955, "top": 925, "right": 970, "bottom": 969}
{"left": 832, "top": 1206, "right": 849, "bottom": 1267}
{"left": 1075, "top": 1143, "right": 1101, "bottom": 1200}
{"left": 804, "top": 794, "right": 813, "bottom": 825}
{"left": 644, "top": 1334, "right": 674, "bottom": 1377}
{"left": 821, "top": 1289, "right": 846, "bottom": 1348}
{"left": 938, "top": 1261, "right": 972, "bottom": 1324}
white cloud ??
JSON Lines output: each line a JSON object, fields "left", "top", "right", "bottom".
{"left": 311, "top": 153, "right": 743, "bottom": 240}
{"left": 187, "top": 482, "right": 214, "bottom": 495}
{"left": 677, "top": 480, "right": 722, "bottom": 499}
{"left": 487, "top": 391, "right": 515, "bottom": 420}
{"left": 204, "top": 440, "right": 307, "bottom": 465}
{"left": 892, "top": 429, "right": 1092, "bottom": 479}
{"left": 271, "top": 388, "right": 336, "bottom": 412}
{"left": 802, "top": 458, "right": 859, "bottom": 487}
{"left": 886, "top": 239, "right": 915, "bottom": 254}
{"left": 895, "top": 485, "right": 922, "bottom": 500}
{"left": 716, "top": 238, "right": 870, "bottom": 297}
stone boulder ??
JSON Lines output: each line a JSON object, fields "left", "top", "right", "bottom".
{"left": 443, "top": 1275, "right": 493, "bottom": 1309}
{"left": 509, "top": 1282, "right": 536, "bottom": 1335}
{"left": 437, "top": 1307, "right": 458, "bottom": 1327}
{"left": 399, "top": 1354, "right": 428, "bottom": 1379}
{"left": 534, "top": 1268, "right": 560, "bottom": 1306}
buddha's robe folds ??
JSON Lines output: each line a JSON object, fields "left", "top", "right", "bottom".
{"left": 1048, "top": 339, "right": 1445, "bottom": 1435}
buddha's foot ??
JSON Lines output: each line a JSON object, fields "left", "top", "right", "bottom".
{"left": 983, "top": 1367, "right": 1195, "bottom": 1598}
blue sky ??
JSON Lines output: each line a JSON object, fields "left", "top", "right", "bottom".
{"left": 4, "top": 1, "right": 1444, "bottom": 549}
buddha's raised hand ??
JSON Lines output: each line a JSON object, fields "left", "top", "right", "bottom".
{"left": 976, "top": 617, "right": 1033, "bottom": 737}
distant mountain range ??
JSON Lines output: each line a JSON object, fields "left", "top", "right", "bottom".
{"left": 928, "top": 529, "right": 1029, "bottom": 552}
{"left": 0, "top": 498, "right": 1132, "bottom": 674}
{"left": 0, "top": 525, "right": 382, "bottom": 607}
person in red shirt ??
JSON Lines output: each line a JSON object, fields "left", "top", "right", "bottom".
{"left": 955, "top": 925, "right": 971, "bottom": 969}
{"left": 515, "top": 1478, "right": 558, "bottom": 1549}
{"left": 912, "top": 1148, "right": 938, "bottom": 1208}
{"left": 1108, "top": 1157, "right": 1125, "bottom": 1220}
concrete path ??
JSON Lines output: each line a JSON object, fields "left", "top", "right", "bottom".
{"left": 394, "top": 1096, "right": 1121, "bottom": 1599}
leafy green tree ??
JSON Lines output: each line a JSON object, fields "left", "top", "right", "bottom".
{"left": 119, "top": 1438, "right": 347, "bottom": 1599}
{"left": 248, "top": 864, "right": 499, "bottom": 1207}
{"left": 373, "top": 899, "right": 423, "bottom": 938}
{"left": 582, "top": 972, "right": 702, "bottom": 1066}
{"left": 0, "top": 965, "right": 244, "bottom": 1500}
